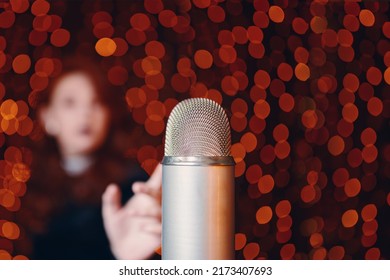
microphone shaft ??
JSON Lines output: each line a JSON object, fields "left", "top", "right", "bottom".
{"left": 162, "top": 163, "right": 235, "bottom": 260}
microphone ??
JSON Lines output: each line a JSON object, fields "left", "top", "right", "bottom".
{"left": 162, "top": 98, "right": 235, "bottom": 260}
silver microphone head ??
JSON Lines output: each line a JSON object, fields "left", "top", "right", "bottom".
{"left": 164, "top": 98, "right": 231, "bottom": 157}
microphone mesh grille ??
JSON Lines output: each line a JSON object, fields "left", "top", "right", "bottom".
{"left": 164, "top": 98, "right": 231, "bottom": 157}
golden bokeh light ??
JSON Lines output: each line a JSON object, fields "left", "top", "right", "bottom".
{"left": 235, "top": 233, "right": 246, "bottom": 251}
{"left": 256, "top": 206, "right": 273, "bottom": 225}
{"left": 359, "top": 9, "right": 375, "bottom": 27}
{"left": 268, "top": 5, "right": 284, "bottom": 23}
{"left": 95, "top": 37, "right": 117, "bottom": 57}
{"left": 361, "top": 204, "right": 377, "bottom": 222}
{"left": 258, "top": 175, "right": 274, "bottom": 194}
{"left": 342, "top": 210, "right": 359, "bottom": 228}
{"left": 295, "top": 63, "right": 310, "bottom": 81}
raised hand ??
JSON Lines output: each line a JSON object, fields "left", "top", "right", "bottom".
{"left": 102, "top": 164, "right": 162, "bottom": 260}
{"left": 132, "top": 163, "right": 162, "bottom": 201}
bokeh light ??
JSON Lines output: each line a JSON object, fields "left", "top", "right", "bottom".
{"left": 95, "top": 38, "right": 117, "bottom": 57}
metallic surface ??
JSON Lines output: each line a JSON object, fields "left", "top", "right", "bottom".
{"left": 164, "top": 98, "right": 231, "bottom": 157}
{"left": 162, "top": 164, "right": 235, "bottom": 260}
{"left": 162, "top": 156, "right": 235, "bottom": 166}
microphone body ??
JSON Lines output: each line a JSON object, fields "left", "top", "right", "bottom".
{"left": 161, "top": 98, "right": 235, "bottom": 260}
{"left": 162, "top": 157, "right": 235, "bottom": 260}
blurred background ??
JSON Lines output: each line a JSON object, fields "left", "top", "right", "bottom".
{"left": 0, "top": 0, "right": 389, "bottom": 260}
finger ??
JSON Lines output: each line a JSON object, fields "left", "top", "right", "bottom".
{"left": 132, "top": 181, "right": 145, "bottom": 193}
{"left": 126, "top": 205, "right": 161, "bottom": 218}
{"left": 132, "top": 182, "right": 161, "bottom": 199}
{"left": 146, "top": 163, "right": 162, "bottom": 190}
{"left": 132, "top": 164, "right": 162, "bottom": 198}
{"left": 142, "top": 222, "right": 162, "bottom": 235}
{"left": 132, "top": 164, "right": 162, "bottom": 192}
{"left": 102, "top": 184, "right": 121, "bottom": 221}
{"left": 123, "top": 207, "right": 138, "bottom": 216}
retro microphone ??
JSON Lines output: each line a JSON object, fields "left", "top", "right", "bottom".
{"left": 162, "top": 98, "right": 235, "bottom": 260}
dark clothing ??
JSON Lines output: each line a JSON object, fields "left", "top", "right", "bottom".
{"left": 33, "top": 201, "right": 115, "bottom": 260}
{"left": 20, "top": 156, "right": 157, "bottom": 260}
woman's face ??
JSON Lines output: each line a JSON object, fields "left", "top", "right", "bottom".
{"left": 42, "top": 71, "right": 110, "bottom": 156}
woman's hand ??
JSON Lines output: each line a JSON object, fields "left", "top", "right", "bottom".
{"left": 132, "top": 163, "right": 162, "bottom": 202}
{"left": 102, "top": 164, "right": 162, "bottom": 260}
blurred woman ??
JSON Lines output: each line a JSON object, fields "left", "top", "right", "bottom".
{"left": 18, "top": 58, "right": 161, "bottom": 260}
